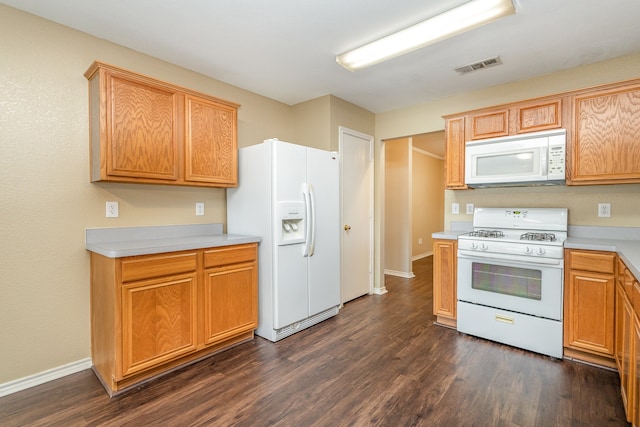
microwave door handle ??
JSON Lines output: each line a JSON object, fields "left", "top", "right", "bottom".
{"left": 541, "top": 147, "right": 548, "bottom": 175}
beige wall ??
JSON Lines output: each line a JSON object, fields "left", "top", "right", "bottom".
{"left": 384, "top": 138, "right": 411, "bottom": 275}
{"left": 412, "top": 149, "right": 445, "bottom": 258}
{"left": 373, "top": 53, "right": 640, "bottom": 286}
{"left": 329, "top": 96, "right": 375, "bottom": 151}
{"left": 292, "top": 94, "right": 375, "bottom": 151}
{"left": 3, "top": 2, "right": 640, "bottom": 388}
{"left": 292, "top": 96, "right": 331, "bottom": 150}
{"left": 0, "top": 5, "right": 296, "bottom": 384}
{"left": 0, "top": 5, "right": 377, "bottom": 386}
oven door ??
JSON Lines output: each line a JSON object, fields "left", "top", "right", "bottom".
{"left": 457, "top": 251, "right": 563, "bottom": 321}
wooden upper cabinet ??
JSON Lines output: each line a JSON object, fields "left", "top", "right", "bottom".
{"left": 444, "top": 116, "right": 466, "bottom": 189}
{"left": 107, "top": 73, "right": 180, "bottom": 181}
{"left": 570, "top": 81, "right": 640, "bottom": 185}
{"left": 468, "top": 109, "right": 509, "bottom": 140}
{"left": 185, "top": 95, "right": 238, "bottom": 186}
{"left": 468, "top": 99, "right": 563, "bottom": 140}
{"left": 515, "top": 99, "right": 562, "bottom": 134}
{"left": 85, "top": 61, "right": 239, "bottom": 187}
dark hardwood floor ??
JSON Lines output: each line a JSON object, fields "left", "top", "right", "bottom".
{"left": 1, "top": 257, "right": 629, "bottom": 426}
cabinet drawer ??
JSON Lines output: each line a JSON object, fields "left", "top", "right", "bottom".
{"left": 567, "top": 251, "right": 615, "bottom": 274}
{"left": 204, "top": 244, "right": 257, "bottom": 269}
{"left": 121, "top": 252, "right": 198, "bottom": 282}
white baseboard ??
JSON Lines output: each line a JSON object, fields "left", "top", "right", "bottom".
{"left": 373, "top": 286, "right": 388, "bottom": 295}
{"left": 412, "top": 251, "right": 433, "bottom": 261}
{"left": 384, "top": 269, "right": 415, "bottom": 278}
{"left": 0, "top": 358, "right": 92, "bottom": 397}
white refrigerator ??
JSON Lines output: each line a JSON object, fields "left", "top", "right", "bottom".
{"left": 226, "top": 139, "right": 341, "bottom": 341}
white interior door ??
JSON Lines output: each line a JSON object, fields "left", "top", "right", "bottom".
{"left": 340, "top": 126, "right": 374, "bottom": 303}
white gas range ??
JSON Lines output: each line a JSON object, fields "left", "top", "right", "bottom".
{"left": 456, "top": 207, "right": 568, "bottom": 358}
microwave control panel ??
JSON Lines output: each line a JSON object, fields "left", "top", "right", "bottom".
{"left": 548, "top": 145, "right": 565, "bottom": 177}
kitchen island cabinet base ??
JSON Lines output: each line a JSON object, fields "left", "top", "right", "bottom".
{"left": 93, "top": 331, "right": 254, "bottom": 397}
{"left": 89, "top": 243, "right": 258, "bottom": 396}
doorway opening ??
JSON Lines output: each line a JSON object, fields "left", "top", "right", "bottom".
{"left": 383, "top": 131, "right": 445, "bottom": 279}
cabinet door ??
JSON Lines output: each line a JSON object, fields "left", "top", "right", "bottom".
{"left": 633, "top": 315, "right": 640, "bottom": 426}
{"left": 106, "top": 70, "right": 180, "bottom": 181}
{"left": 617, "top": 284, "right": 633, "bottom": 419}
{"left": 444, "top": 117, "right": 466, "bottom": 189}
{"left": 515, "top": 100, "right": 562, "bottom": 134}
{"left": 468, "top": 109, "right": 509, "bottom": 140}
{"left": 202, "top": 245, "right": 258, "bottom": 346}
{"left": 433, "top": 239, "right": 457, "bottom": 326}
{"left": 565, "top": 269, "right": 615, "bottom": 356}
{"left": 185, "top": 95, "right": 238, "bottom": 186}
{"left": 120, "top": 273, "right": 198, "bottom": 378}
{"left": 571, "top": 83, "right": 640, "bottom": 184}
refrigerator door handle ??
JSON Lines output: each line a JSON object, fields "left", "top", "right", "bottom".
{"left": 302, "top": 183, "right": 316, "bottom": 257}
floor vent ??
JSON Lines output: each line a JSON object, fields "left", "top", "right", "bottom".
{"left": 454, "top": 56, "right": 503, "bottom": 75}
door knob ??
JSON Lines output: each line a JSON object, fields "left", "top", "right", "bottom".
{"left": 344, "top": 225, "right": 351, "bottom": 231}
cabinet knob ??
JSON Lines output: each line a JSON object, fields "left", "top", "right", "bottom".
{"left": 344, "top": 225, "right": 351, "bottom": 231}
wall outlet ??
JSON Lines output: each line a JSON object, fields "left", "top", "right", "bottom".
{"left": 598, "top": 203, "right": 611, "bottom": 218}
{"left": 452, "top": 203, "right": 460, "bottom": 215}
{"left": 466, "top": 203, "right": 475, "bottom": 215}
{"left": 106, "top": 201, "right": 119, "bottom": 218}
{"left": 418, "top": 238, "right": 423, "bottom": 245}
{"left": 196, "top": 202, "right": 205, "bottom": 216}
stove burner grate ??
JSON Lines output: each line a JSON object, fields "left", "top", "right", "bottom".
{"left": 468, "top": 230, "right": 505, "bottom": 238}
{"left": 520, "top": 232, "right": 557, "bottom": 242}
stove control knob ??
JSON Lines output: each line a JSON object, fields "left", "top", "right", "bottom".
{"left": 524, "top": 246, "right": 533, "bottom": 255}
{"left": 535, "top": 247, "right": 546, "bottom": 255}
{"left": 480, "top": 243, "right": 488, "bottom": 251}
{"left": 470, "top": 242, "right": 477, "bottom": 250}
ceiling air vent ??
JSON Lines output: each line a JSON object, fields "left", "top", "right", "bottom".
{"left": 454, "top": 56, "right": 503, "bottom": 75}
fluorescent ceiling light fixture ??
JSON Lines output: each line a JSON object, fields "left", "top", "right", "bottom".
{"left": 336, "top": 0, "right": 515, "bottom": 71}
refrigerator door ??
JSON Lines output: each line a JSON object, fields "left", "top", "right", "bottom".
{"left": 272, "top": 141, "right": 309, "bottom": 329}
{"left": 306, "top": 147, "right": 340, "bottom": 316}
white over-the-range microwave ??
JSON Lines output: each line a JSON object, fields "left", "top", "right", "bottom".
{"left": 465, "top": 129, "right": 566, "bottom": 188}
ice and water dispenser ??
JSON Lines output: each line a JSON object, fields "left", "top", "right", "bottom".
{"left": 277, "top": 202, "right": 305, "bottom": 245}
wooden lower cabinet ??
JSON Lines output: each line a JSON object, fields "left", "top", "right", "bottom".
{"left": 616, "top": 283, "right": 634, "bottom": 420}
{"left": 564, "top": 249, "right": 616, "bottom": 366}
{"left": 90, "top": 243, "right": 258, "bottom": 395}
{"left": 121, "top": 272, "right": 198, "bottom": 377}
{"left": 202, "top": 245, "right": 258, "bottom": 346}
{"left": 633, "top": 315, "right": 640, "bottom": 426}
{"left": 616, "top": 258, "right": 640, "bottom": 424}
{"left": 433, "top": 239, "right": 457, "bottom": 328}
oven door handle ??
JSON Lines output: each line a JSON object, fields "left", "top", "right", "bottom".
{"left": 458, "top": 250, "right": 563, "bottom": 267}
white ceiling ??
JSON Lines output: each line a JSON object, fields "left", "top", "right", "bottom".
{"left": 3, "top": 0, "right": 640, "bottom": 113}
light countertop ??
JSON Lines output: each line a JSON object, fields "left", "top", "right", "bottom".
{"left": 565, "top": 237, "right": 640, "bottom": 279}
{"left": 86, "top": 224, "right": 260, "bottom": 258}
{"left": 433, "top": 224, "right": 640, "bottom": 279}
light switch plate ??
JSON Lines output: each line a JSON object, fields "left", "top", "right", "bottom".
{"left": 452, "top": 203, "right": 460, "bottom": 215}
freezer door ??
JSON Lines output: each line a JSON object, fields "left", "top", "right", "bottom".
{"left": 273, "top": 141, "right": 309, "bottom": 328}
{"left": 306, "top": 147, "right": 341, "bottom": 316}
